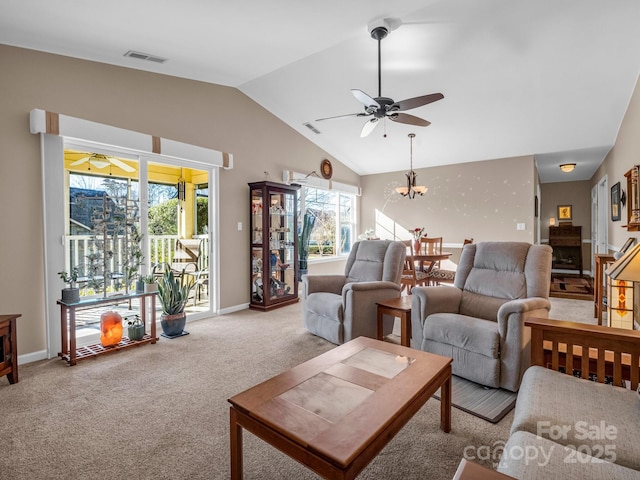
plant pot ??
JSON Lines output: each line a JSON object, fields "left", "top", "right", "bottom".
{"left": 144, "top": 282, "right": 158, "bottom": 293}
{"left": 61, "top": 287, "right": 80, "bottom": 304}
{"left": 160, "top": 312, "right": 186, "bottom": 337}
{"left": 135, "top": 279, "right": 145, "bottom": 294}
{"left": 128, "top": 323, "right": 145, "bottom": 341}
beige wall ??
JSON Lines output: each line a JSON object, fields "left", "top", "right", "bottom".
{"left": 360, "top": 155, "right": 537, "bottom": 246}
{"left": 593, "top": 74, "right": 640, "bottom": 251}
{"left": 0, "top": 45, "right": 360, "bottom": 356}
{"left": 3, "top": 40, "right": 639, "bottom": 359}
{"left": 540, "top": 181, "right": 592, "bottom": 271}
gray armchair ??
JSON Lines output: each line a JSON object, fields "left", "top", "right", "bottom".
{"left": 411, "top": 241, "right": 552, "bottom": 392}
{"left": 302, "top": 240, "right": 406, "bottom": 345}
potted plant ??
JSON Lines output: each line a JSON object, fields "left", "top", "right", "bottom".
{"left": 142, "top": 274, "right": 158, "bottom": 293}
{"left": 157, "top": 266, "right": 194, "bottom": 338}
{"left": 125, "top": 314, "right": 145, "bottom": 341}
{"left": 298, "top": 211, "right": 316, "bottom": 281}
{"left": 58, "top": 267, "right": 80, "bottom": 303}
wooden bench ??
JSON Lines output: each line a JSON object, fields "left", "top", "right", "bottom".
{"left": 526, "top": 317, "right": 640, "bottom": 389}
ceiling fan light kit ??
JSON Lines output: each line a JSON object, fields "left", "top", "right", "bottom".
{"left": 396, "top": 133, "right": 427, "bottom": 199}
{"left": 315, "top": 19, "right": 443, "bottom": 138}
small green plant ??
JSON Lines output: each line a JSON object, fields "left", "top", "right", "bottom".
{"left": 157, "top": 265, "right": 194, "bottom": 315}
{"left": 142, "top": 274, "right": 156, "bottom": 284}
{"left": 58, "top": 267, "right": 80, "bottom": 288}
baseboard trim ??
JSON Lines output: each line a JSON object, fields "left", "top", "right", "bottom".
{"left": 18, "top": 349, "right": 48, "bottom": 365}
{"left": 219, "top": 303, "right": 250, "bottom": 315}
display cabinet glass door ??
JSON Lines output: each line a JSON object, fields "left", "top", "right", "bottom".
{"left": 249, "top": 181, "right": 299, "bottom": 310}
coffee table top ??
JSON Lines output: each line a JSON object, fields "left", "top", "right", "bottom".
{"left": 228, "top": 336, "right": 451, "bottom": 467}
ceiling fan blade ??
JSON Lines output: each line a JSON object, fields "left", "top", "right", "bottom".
{"left": 69, "top": 157, "right": 91, "bottom": 166}
{"left": 315, "top": 112, "right": 368, "bottom": 122}
{"left": 351, "top": 89, "right": 380, "bottom": 109}
{"left": 391, "top": 93, "right": 444, "bottom": 112}
{"left": 90, "top": 160, "right": 110, "bottom": 169}
{"left": 109, "top": 157, "right": 136, "bottom": 173}
{"left": 389, "top": 113, "right": 431, "bottom": 127}
{"left": 360, "top": 118, "right": 379, "bottom": 138}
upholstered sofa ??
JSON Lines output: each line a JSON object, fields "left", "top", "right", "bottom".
{"left": 497, "top": 318, "right": 640, "bottom": 479}
{"left": 302, "top": 240, "right": 405, "bottom": 345}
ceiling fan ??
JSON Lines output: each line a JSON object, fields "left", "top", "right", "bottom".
{"left": 68, "top": 153, "right": 136, "bottom": 173}
{"left": 316, "top": 19, "right": 444, "bottom": 138}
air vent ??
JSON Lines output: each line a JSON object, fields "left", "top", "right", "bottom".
{"left": 124, "top": 50, "right": 168, "bottom": 64}
{"left": 303, "top": 122, "right": 321, "bottom": 134}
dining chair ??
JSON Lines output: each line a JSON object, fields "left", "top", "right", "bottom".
{"left": 400, "top": 240, "right": 429, "bottom": 294}
{"left": 418, "top": 237, "right": 443, "bottom": 274}
{"left": 425, "top": 238, "right": 473, "bottom": 286}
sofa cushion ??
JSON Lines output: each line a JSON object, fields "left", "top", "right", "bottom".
{"left": 424, "top": 313, "right": 500, "bottom": 358}
{"left": 345, "top": 240, "right": 389, "bottom": 283}
{"left": 497, "top": 430, "right": 640, "bottom": 480}
{"left": 512, "top": 366, "right": 640, "bottom": 471}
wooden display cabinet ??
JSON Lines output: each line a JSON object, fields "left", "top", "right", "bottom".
{"left": 249, "top": 181, "right": 299, "bottom": 311}
{"left": 624, "top": 166, "right": 640, "bottom": 231}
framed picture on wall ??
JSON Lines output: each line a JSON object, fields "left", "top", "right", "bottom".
{"left": 557, "top": 204, "right": 572, "bottom": 221}
{"left": 611, "top": 182, "right": 621, "bottom": 221}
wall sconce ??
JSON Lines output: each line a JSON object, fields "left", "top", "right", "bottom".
{"left": 559, "top": 163, "right": 576, "bottom": 173}
{"left": 605, "top": 243, "right": 640, "bottom": 329}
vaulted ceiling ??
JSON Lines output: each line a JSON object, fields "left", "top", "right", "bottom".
{"left": 2, "top": 0, "right": 639, "bottom": 183}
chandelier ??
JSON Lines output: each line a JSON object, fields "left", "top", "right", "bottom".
{"left": 395, "top": 133, "right": 427, "bottom": 199}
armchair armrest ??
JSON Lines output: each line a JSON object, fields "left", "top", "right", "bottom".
{"left": 525, "top": 317, "right": 640, "bottom": 389}
{"left": 496, "top": 297, "right": 551, "bottom": 337}
{"left": 302, "top": 274, "right": 346, "bottom": 297}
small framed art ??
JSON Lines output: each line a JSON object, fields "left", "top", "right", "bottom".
{"left": 611, "top": 182, "right": 621, "bottom": 221}
{"left": 557, "top": 205, "right": 572, "bottom": 221}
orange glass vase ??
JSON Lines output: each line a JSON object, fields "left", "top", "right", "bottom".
{"left": 100, "top": 311, "right": 123, "bottom": 347}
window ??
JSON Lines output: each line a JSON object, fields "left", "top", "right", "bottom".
{"left": 299, "top": 186, "right": 355, "bottom": 260}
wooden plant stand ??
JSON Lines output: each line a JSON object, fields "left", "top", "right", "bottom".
{"left": 57, "top": 292, "right": 157, "bottom": 366}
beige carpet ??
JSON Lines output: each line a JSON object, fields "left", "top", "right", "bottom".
{"left": 0, "top": 297, "right": 595, "bottom": 480}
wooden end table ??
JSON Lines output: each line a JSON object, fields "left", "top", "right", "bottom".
{"left": 0, "top": 314, "right": 21, "bottom": 384}
{"left": 228, "top": 336, "right": 452, "bottom": 479}
{"left": 376, "top": 295, "right": 412, "bottom": 347}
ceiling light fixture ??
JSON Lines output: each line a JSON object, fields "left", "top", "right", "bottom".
{"left": 396, "top": 133, "right": 427, "bottom": 199}
{"left": 559, "top": 163, "right": 576, "bottom": 173}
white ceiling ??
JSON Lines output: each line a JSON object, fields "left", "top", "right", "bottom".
{"left": 2, "top": 0, "right": 639, "bottom": 183}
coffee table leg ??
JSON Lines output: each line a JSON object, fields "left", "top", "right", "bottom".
{"left": 440, "top": 368, "right": 452, "bottom": 433}
{"left": 230, "top": 407, "right": 243, "bottom": 479}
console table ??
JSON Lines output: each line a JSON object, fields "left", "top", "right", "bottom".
{"left": 57, "top": 292, "right": 157, "bottom": 366}
{"left": 0, "top": 314, "right": 21, "bottom": 384}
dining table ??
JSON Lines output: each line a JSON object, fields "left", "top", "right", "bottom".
{"left": 413, "top": 252, "right": 453, "bottom": 273}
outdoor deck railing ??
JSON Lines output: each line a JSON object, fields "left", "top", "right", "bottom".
{"left": 65, "top": 234, "right": 209, "bottom": 278}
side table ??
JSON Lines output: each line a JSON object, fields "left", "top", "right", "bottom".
{"left": 594, "top": 253, "right": 615, "bottom": 325}
{"left": 376, "top": 295, "right": 412, "bottom": 347}
{"left": 0, "top": 314, "right": 21, "bottom": 384}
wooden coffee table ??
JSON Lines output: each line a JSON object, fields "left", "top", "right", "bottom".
{"left": 228, "top": 336, "right": 452, "bottom": 479}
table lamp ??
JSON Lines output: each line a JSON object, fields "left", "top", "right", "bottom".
{"left": 605, "top": 243, "right": 640, "bottom": 330}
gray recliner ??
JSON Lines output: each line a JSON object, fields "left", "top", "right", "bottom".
{"left": 302, "top": 240, "right": 406, "bottom": 345}
{"left": 411, "top": 241, "right": 552, "bottom": 392}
